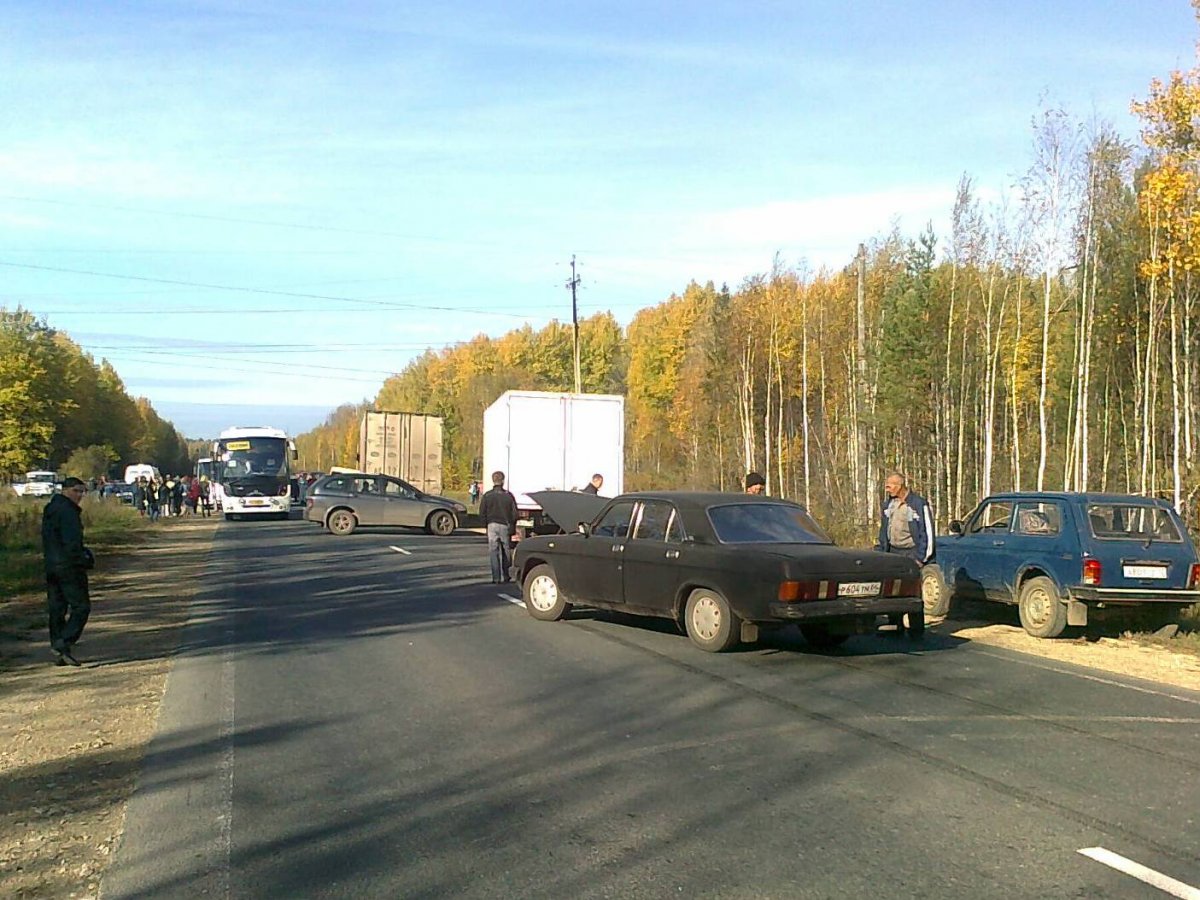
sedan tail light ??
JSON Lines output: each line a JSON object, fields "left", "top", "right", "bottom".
{"left": 778, "top": 581, "right": 824, "bottom": 601}
{"left": 1188, "top": 563, "right": 1200, "bottom": 589}
{"left": 1082, "top": 559, "right": 1102, "bottom": 586}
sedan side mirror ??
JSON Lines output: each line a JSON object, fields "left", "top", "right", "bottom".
{"left": 949, "top": 520, "right": 963, "bottom": 535}
{"left": 577, "top": 522, "right": 591, "bottom": 536}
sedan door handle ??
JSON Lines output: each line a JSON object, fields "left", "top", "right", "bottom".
{"left": 611, "top": 544, "right": 624, "bottom": 553}
{"left": 665, "top": 549, "right": 680, "bottom": 559}
{"left": 992, "top": 540, "right": 1006, "bottom": 546}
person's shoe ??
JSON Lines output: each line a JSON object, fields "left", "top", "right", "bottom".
{"left": 54, "top": 653, "right": 68, "bottom": 667}
{"left": 60, "top": 650, "right": 82, "bottom": 667}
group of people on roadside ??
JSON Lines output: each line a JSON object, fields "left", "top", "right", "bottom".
{"left": 130, "top": 475, "right": 213, "bottom": 520}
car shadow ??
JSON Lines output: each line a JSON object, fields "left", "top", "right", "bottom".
{"left": 566, "top": 607, "right": 969, "bottom": 656}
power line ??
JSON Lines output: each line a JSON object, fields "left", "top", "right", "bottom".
{"left": 0, "top": 260, "right": 535, "bottom": 318}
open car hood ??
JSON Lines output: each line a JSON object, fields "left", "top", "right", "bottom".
{"left": 529, "top": 490, "right": 609, "bottom": 531}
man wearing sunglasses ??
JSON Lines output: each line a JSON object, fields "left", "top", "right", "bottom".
{"left": 42, "top": 477, "right": 95, "bottom": 667}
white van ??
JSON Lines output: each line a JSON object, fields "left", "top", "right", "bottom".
{"left": 123, "top": 464, "right": 161, "bottom": 484}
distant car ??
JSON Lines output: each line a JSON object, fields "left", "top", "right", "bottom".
{"left": 13, "top": 470, "right": 58, "bottom": 498}
{"left": 922, "top": 492, "right": 1200, "bottom": 637}
{"left": 106, "top": 481, "right": 137, "bottom": 505}
{"left": 512, "top": 491, "right": 924, "bottom": 653}
{"left": 304, "top": 472, "right": 466, "bottom": 536}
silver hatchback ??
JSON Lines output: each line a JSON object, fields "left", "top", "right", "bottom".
{"left": 305, "top": 473, "right": 466, "bottom": 536}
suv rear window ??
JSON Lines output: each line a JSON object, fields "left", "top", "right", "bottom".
{"left": 1086, "top": 504, "right": 1182, "bottom": 542}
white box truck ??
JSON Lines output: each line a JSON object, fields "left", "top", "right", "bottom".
{"left": 483, "top": 391, "right": 624, "bottom": 533}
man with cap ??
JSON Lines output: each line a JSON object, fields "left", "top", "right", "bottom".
{"left": 42, "top": 477, "right": 95, "bottom": 666}
{"left": 745, "top": 472, "right": 766, "bottom": 495}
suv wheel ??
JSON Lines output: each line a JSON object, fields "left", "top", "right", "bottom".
{"left": 1018, "top": 576, "right": 1067, "bottom": 638}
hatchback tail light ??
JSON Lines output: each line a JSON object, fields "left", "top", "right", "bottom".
{"left": 1188, "top": 564, "right": 1200, "bottom": 589}
{"left": 1082, "top": 559, "right": 1102, "bottom": 586}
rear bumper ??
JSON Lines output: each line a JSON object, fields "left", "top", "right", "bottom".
{"left": 1068, "top": 587, "right": 1200, "bottom": 606}
{"left": 766, "top": 596, "right": 923, "bottom": 622}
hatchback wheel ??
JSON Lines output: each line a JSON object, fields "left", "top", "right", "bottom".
{"left": 427, "top": 510, "right": 455, "bottom": 536}
{"left": 327, "top": 508, "right": 358, "bottom": 536}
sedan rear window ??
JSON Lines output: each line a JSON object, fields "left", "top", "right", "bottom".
{"left": 707, "top": 503, "right": 832, "bottom": 544}
{"left": 1087, "top": 504, "right": 1182, "bottom": 542}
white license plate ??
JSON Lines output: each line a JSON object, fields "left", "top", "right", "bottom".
{"left": 245, "top": 499, "right": 268, "bottom": 507}
{"left": 838, "top": 581, "right": 881, "bottom": 598}
{"left": 1123, "top": 565, "right": 1167, "bottom": 579}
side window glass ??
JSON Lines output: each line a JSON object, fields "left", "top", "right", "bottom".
{"left": 633, "top": 501, "right": 675, "bottom": 542}
{"left": 666, "top": 510, "right": 686, "bottom": 544}
{"left": 323, "top": 476, "right": 352, "bottom": 492}
{"left": 1015, "top": 502, "right": 1061, "bottom": 536}
{"left": 593, "top": 502, "right": 635, "bottom": 539}
{"left": 968, "top": 501, "right": 1012, "bottom": 534}
{"left": 353, "top": 477, "right": 376, "bottom": 494}
{"left": 382, "top": 479, "right": 414, "bottom": 498}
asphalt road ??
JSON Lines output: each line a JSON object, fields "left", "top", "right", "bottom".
{"left": 101, "top": 515, "right": 1200, "bottom": 899}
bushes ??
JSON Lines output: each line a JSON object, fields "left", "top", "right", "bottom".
{"left": 0, "top": 492, "right": 147, "bottom": 595}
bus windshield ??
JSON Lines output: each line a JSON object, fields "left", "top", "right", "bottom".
{"left": 217, "top": 438, "right": 289, "bottom": 480}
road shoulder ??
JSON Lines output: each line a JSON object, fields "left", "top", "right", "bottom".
{"left": 0, "top": 517, "right": 216, "bottom": 900}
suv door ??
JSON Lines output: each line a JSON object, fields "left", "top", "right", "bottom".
{"left": 1005, "top": 500, "right": 1069, "bottom": 598}
{"left": 380, "top": 477, "right": 424, "bottom": 527}
{"left": 350, "top": 475, "right": 385, "bottom": 526}
{"left": 951, "top": 499, "right": 1014, "bottom": 600}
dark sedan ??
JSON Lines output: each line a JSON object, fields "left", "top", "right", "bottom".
{"left": 512, "top": 491, "right": 924, "bottom": 652}
{"left": 304, "top": 472, "right": 466, "bottom": 536}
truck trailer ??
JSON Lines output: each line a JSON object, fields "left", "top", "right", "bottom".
{"left": 482, "top": 390, "right": 624, "bottom": 532}
{"left": 358, "top": 411, "right": 444, "bottom": 495}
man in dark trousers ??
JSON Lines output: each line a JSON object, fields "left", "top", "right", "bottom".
{"left": 479, "top": 470, "right": 518, "bottom": 583}
{"left": 42, "top": 477, "right": 94, "bottom": 666}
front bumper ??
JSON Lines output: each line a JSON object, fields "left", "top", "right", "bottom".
{"left": 766, "top": 596, "right": 923, "bottom": 622}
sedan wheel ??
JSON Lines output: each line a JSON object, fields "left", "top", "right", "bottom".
{"left": 427, "top": 510, "right": 455, "bottom": 536}
{"left": 524, "top": 564, "right": 571, "bottom": 621}
{"left": 327, "top": 509, "right": 358, "bottom": 536}
{"left": 1017, "top": 576, "right": 1067, "bottom": 638}
{"left": 684, "top": 588, "right": 740, "bottom": 652}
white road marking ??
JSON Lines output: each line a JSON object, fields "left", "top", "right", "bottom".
{"left": 971, "top": 647, "right": 1200, "bottom": 707}
{"left": 388, "top": 545, "right": 412, "bottom": 555}
{"left": 1079, "top": 847, "right": 1200, "bottom": 899}
{"left": 216, "top": 624, "right": 235, "bottom": 900}
{"left": 499, "top": 593, "right": 523, "bottom": 607}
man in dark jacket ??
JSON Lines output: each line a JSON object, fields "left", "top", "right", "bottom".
{"left": 479, "top": 470, "right": 519, "bottom": 583}
{"left": 42, "top": 477, "right": 94, "bottom": 666}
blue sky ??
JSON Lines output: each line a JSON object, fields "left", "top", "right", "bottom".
{"left": 2, "top": 1, "right": 1195, "bottom": 437}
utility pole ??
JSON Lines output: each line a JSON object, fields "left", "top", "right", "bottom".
{"left": 567, "top": 255, "right": 582, "bottom": 393}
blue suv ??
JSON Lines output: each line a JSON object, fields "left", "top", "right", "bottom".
{"left": 922, "top": 492, "right": 1200, "bottom": 637}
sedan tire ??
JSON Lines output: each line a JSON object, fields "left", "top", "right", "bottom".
{"left": 524, "top": 564, "right": 571, "bottom": 621}
{"left": 1017, "top": 575, "right": 1067, "bottom": 638}
{"left": 327, "top": 508, "right": 358, "bottom": 536}
{"left": 683, "top": 588, "right": 741, "bottom": 653}
{"left": 426, "top": 510, "right": 456, "bottom": 536}
{"left": 921, "top": 564, "right": 951, "bottom": 617}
